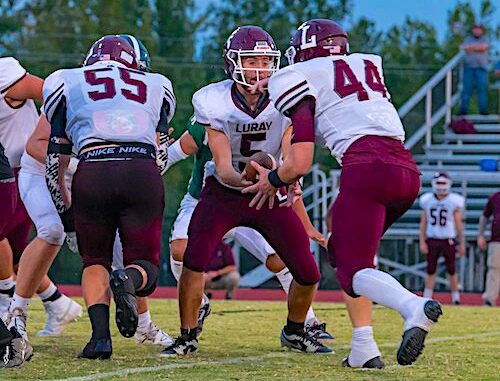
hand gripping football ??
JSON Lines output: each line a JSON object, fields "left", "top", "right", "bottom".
{"left": 244, "top": 152, "right": 278, "bottom": 182}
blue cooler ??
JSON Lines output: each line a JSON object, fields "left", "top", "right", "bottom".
{"left": 480, "top": 159, "right": 499, "bottom": 172}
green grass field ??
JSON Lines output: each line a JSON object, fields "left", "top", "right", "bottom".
{"left": 2, "top": 298, "right": 499, "bottom": 381}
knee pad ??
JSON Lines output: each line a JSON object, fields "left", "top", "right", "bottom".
{"left": 131, "top": 260, "right": 158, "bottom": 297}
{"left": 38, "top": 221, "right": 65, "bottom": 246}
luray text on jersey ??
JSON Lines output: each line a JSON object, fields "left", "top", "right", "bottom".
{"left": 235, "top": 121, "right": 273, "bottom": 133}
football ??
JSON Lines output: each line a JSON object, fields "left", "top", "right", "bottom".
{"left": 244, "top": 151, "right": 278, "bottom": 182}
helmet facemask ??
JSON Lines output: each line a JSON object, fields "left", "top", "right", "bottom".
{"left": 226, "top": 46, "right": 280, "bottom": 87}
{"left": 432, "top": 177, "right": 452, "bottom": 195}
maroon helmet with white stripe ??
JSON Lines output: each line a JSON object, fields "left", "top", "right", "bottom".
{"left": 84, "top": 35, "right": 138, "bottom": 69}
{"left": 432, "top": 172, "right": 452, "bottom": 195}
{"left": 285, "top": 19, "right": 349, "bottom": 65}
{"left": 223, "top": 26, "right": 281, "bottom": 87}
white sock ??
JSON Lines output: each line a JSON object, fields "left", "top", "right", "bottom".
{"left": 423, "top": 288, "right": 433, "bottom": 298}
{"left": 137, "top": 310, "right": 151, "bottom": 330}
{"left": 170, "top": 256, "right": 183, "bottom": 282}
{"left": 452, "top": 291, "right": 460, "bottom": 303}
{"left": 9, "top": 293, "right": 31, "bottom": 315}
{"left": 276, "top": 268, "right": 316, "bottom": 324}
{"left": 276, "top": 268, "right": 292, "bottom": 293}
{"left": 347, "top": 326, "right": 381, "bottom": 367}
{"left": 38, "top": 282, "right": 58, "bottom": 301}
{"left": 352, "top": 268, "right": 419, "bottom": 320}
{"left": 0, "top": 276, "right": 15, "bottom": 290}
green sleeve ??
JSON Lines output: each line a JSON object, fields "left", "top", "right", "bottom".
{"left": 186, "top": 115, "right": 207, "bottom": 149}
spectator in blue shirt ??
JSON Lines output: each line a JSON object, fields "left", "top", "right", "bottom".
{"left": 459, "top": 24, "right": 489, "bottom": 115}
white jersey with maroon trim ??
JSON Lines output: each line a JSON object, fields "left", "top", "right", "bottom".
{"left": 192, "top": 79, "right": 290, "bottom": 189}
{"left": 0, "top": 57, "right": 39, "bottom": 168}
{"left": 42, "top": 62, "right": 176, "bottom": 153}
{"left": 268, "top": 53, "right": 405, "bottom": 164}
{"left": 419, "top": 192, "right": 465, "bottom": 239}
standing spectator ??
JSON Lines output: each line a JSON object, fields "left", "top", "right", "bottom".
{"left": 459, "top": 24, "right": 489, "bottom": 115}
{"left": 204, "top": 241, "right": 240, "bottom": 300}
{"left": 478, "top": 191, "right": 500, "bottom": 306}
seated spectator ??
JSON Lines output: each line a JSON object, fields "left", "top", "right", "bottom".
{"left": 204, "top": 241, "right": 240, "bottom": 300}
{"left": 459, "top": 24, "right": 489, "bottom": 115}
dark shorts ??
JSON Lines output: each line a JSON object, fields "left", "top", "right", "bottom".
{"left": 426, "top": 238, "right": 457, "bottom": 275}
{"left": 184, "top": 177, "right": 320, "bottom": 286}
{"left": 1, "top": 170, "right": 32, "bottom": 265}
{"left": 72, "top": 158, "right": 164, "bottom": 271}
{"left": 328, "top": 136, "right": 420, "bottom": 297}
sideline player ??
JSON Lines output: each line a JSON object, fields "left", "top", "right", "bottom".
{"left": 166, "top": 116, "right": 333, "bottom": 340}
{"left": 43, "top": 35, "right": 175, "bottom": 359}
{"left": 162, "top": 26, "right": 331, "bottom": 356}
{"left": 245, "top": 19, "right": 442, "bottom": 368}
{"left": 419, "top": 172, "right": 465, "bottom": 304}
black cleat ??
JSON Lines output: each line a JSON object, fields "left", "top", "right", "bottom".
{"left": 342, "top": 356, "right": 385, "bottom": 369}
{"left": 78, "top": 338, "right": 112, "bottom": 360}
{"left": 306, "top": 321, "right": 335, "bottom": 341}
{"left": 397, "top": 300, "right": 442, "bottom": 366}
{"left": 160, "top": 335, "right": 198, "bottom": 357}
{"left": 196, "top": 300, "right": 211, "bottom": 336}
{"left": 280, "top": 327, "right": 333, "bottom": 354}
{"left": 0, "top": 328, "right": 33, "bottom": 368}
{"left": 110, "top": 270, "right": 138, "bottom": 338}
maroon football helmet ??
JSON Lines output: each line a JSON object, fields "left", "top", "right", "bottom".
{"left": 223, "top": 26, "right": 281, "bottom": 86}
{"left": 285, "top": 19, "right": 349, "bottom": 65}
{"left": 84, "top": 35, "right": 138, "bottom": 69}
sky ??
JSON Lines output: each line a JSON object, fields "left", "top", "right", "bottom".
{"left": 351, "top": 0, "right": 498, "bottom": 43}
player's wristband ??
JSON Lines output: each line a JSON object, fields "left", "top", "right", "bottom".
{"left": 268, "top": 169, "right": 290, "bottom": 188}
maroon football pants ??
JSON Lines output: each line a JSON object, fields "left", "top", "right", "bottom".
{"left": 72, "top": 159, "right": 164, "bottom": 271}
{"left": 426, "top": 238, "right": 457, "bottom": 275}
{"left": 1, "top": 170, "right": 32, "bottom": 265}
{"left": 328, "top": 161, "right": 420, "bottom": 297}
{"left": 184, "top": 177, "right": 320, "bottom": 286}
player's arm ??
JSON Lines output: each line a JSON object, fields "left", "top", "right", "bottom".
{"left": 45, "top": 95, "right": 73, "bottom": 231}
{"left": 453, "top": 209, "right": 466, "bottom": 256}
{"left": 4, "top": 73, "right": 44, "bottom": 101}
{"left": 207, "top": 128, "right": 251, "bottom": 188}
{"left": 292, "top": 198, "right": 327, "bottom": 248}
{"left": 419, "top": 211, "right": 428, "bottom": 255}
{"left": 163, "top": 120, "right": 203, "bottom": 173}
{"left": 243, "top": 97, "right": 316, "bottom": 209}
{"left": 156, "top": 77, "right": 177, "bottom": 175}
{"left": 26, "top": 114, "right": 51, "bottom": 163}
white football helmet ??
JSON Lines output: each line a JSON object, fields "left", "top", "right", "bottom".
{"left": 431, "top": 172, "right": 452, "bottom": 195}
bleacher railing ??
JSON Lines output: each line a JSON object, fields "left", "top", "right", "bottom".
{"left": 401, "top": 51, "right": 465, "bottom": 150}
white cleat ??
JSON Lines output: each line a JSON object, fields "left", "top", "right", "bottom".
{"left": 37, "top": 296, "right": 83, "bottom": 337}
{"left": 6, "top": 308, "right": 28, "bottom": 341}
{"left": 135, "top": 322, "right": 173, "bottom": 346}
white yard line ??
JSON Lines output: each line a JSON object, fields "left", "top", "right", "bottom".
{"left": 48, "top": 331, "right": 500, "bottom": 381}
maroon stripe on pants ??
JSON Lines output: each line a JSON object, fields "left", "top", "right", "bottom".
{"left": 328, "top": 136, "right": 420, "bottom": 297}
{"left": 184, "top": 177, "right": 320, "bottom": 286}
{"left": 426, "top": 238, "right": 457, "bottom": 275}
{"left": 72, "top": 159, "right": 164, "bottom": 271}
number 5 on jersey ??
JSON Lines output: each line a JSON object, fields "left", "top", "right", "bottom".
{"left": 85, "top": 67, "right": 147, "bottom": 104}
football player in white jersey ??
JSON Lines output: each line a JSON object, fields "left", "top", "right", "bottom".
{"left": 0, "top": 57, "right": 83, "bottom": 365}
{"left": 17, "top": 36, "right": 172, "bottom": 348}
{"left": 419, "top": 172, "right": 465, "bottom": 304}
{"left": 245, "top": 19, "right": 442, "bottom": 368}
{"left": 165, "top": 116, "right": 332, "bottom": 341}
{"left": 42, "top": 35, "right": 176, "bottom": 359}
{"left": 162, "top": 26, "right": 332, "bottom": 356}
